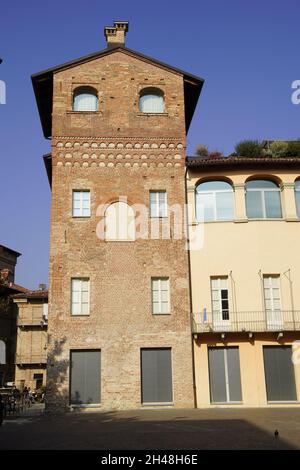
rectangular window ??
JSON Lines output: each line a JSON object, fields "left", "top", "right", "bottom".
{"left": 263, "top": 346, "right": 297, "bottom": 402}
{"left": 141, "top": 348, "right": 173, "bottom": 404}
{"left": 71, "top": 278, "right": 90, "bottom": 315}
{"left": 263, "top": 275, "right": 283, "bottom": 330}
{"left": 150, "top": 191, "right": 167, "bottom": 218}
{"left": 208, "top": 347, "right": 242, "bottom": 403}
{"left": 151, "top": 278, "right": 170, "bottom": 314}
{"left": 72, "top": 190, "right": 91, "bottom": 217}
{"left": 70, "top": 350, "right": 101, "bottom": 405}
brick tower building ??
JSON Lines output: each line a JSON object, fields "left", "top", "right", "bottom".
{"left": 32, "top": 21, "right": 203, "bottom": 412}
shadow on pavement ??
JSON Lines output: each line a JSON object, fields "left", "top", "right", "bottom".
{"left": 0, "top": 408, "right": 299, "bottom": 450}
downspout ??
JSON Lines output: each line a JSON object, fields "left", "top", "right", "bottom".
{"left": 185, "top": 164, "right": 198, "bottom": 409}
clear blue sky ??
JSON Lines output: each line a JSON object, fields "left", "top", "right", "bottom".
{"left": 1, "top": 0, "right": 299, "bottom": 288}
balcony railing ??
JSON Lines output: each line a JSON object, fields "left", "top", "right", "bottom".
{"left": 17, "top": 315, "right": 48, "bottom": 327}
{"left": 192, "top": 310, "right": 300, "bottom": 334}
{"left": 15, "top": 354, "right": 47, "bottom": 365}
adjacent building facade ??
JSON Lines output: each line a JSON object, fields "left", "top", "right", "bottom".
{"left": 31, "top": 21, "right": 300, "bottom": 412}
{"left": 0, "top": 245, "right": 27, "bottom": 386}
{"left": 187, "top": 157, "right": 300, "bottom": 407}
{"left": 13, "top": 290, "right": 48, "bottom": 390}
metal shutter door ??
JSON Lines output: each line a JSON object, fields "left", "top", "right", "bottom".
{"left": 263, "top": 346, "right": 297, "bottom": 401}
{"left": 227, "top": 347, "right": 242, "bottom": 402}
{"left": 208, "top": 348, "right": 227, "bottom": 403}
{"left": 70, "top": 350, "right": 101, "bottom": 405}
{"left": 141, "top": 348, "right": 172, "bottom": 403}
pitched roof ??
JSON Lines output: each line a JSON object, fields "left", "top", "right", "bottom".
{"left": 0, "top": 280, "right": 29, "bottom": 295}
{"left": 13, "top": 290, "right": 48, "bottom": 300}
{"left": 186, "top": 156, "right": 300, "bottom": 170}
{"left": 0, "top": 244, "right": 21, "bottom": 257}
{"left": 32, "top": 45, "right": 204, "bottom": 138}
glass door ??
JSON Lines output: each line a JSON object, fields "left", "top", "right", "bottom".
{"left": 263, "top": 276, "right": 283, "bottom": 330}
{"left": 211, "top": 277, "right": 230, "bottom": 331}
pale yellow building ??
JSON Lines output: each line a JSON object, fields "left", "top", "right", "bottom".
{"left": 13, "top": 290, "right": 48, "bottom": 390}
{"left": 187, "top": 156, "right": 300, "bottom": 408}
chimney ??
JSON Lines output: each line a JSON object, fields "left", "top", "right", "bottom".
{"left": 0, "top": 268, "right": 11, "bottom": 283}
{"left": 104, "top": 21, "right": 129, "bottom": 48}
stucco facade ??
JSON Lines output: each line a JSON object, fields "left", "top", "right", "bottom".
{"left": 187, "top": 162, "right": 300, "bottom": 407}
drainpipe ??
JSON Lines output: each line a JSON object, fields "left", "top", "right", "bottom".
{"left": 185, "top": 165, "right": 198, "bottom": 409}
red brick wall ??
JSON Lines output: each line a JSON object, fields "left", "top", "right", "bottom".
{"left": 47, "top": 50, "right": 194, "bottom": 411}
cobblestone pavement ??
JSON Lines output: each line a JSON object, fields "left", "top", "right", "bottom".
{"left": 1, "top": 406, "right": 300, "bottom": 450}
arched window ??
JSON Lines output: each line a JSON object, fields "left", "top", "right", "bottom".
{"left": 295, "top": 179, "right": 300, "bottom": 217}
{"left": 0, "top": 340, "right": 6, "bottom": 364}
{"left": 105, "top": 202, "right": 135, "bottom": 241}
{"left": 196, "top": 181, "right": 234, "bottom": 222}
{"left": 139, "top": 88, "right": 164, "bottom": 113}
{"left": 73, "top": 87, "right": 98, "bottom": 112}
{"left": 246, "top": 179, "right": 282, "bottom": 219}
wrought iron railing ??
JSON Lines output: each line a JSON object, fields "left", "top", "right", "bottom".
{"left": 17, "top": 315, "right": 48, "bottom": 327}
{"left": 192, "top": 310, "right": 300, "bottom": 333}
{"left": 15, "top": 353, "right": 47, "bottom": 364}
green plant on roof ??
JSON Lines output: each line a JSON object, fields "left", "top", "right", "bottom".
{"left": 286, "top": 140, "right": 300, "bottom": 157}
{"left": 195, "top": 144, "right": 209, "bottom": 157}
{"left": 269, "top": 141, "right": 289, "bottom": 157}
{"left": 235, "top": 140, "right": 263, "bottom": 157}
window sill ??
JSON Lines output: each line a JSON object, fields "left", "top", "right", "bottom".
{"left": 105, "top": 239, "right": 135, "bottom": 242}
{"left": 70, "top": 314, "right": 90, "bottom": 318}
{"left": 137, "top": 112, "right": 168, "bottom": 117}
{"left": 152, "top": 313, "right": 171, "bottom": 316}
{"left": 72, "top": 216, "right": 91, "bottom": 219}
{"left": 192, "top": 219, "right": 234, "bottom": 225}
{"left": 67, "top": 111, "right": 102, "bottom": 115}
{"left": 267, "top": 401, "right": 299, "bottom": 404}
{"left": 247, "top": 218, "right": 284, "bottom": 221}
{"left": 210, "top": 401, "right": 243, "bottom": 405}
{"left": 191, "top": 217, "right": 286, "bottom": 225}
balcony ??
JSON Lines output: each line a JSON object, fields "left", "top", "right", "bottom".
{"left": 17, "top": 315, "right": 48, "bottom": 327}
{"left": 192, "top": 310, "right": 300, "bottom": 334}
{"left": 15, "top": 354, "right": 47, "bottom": 365}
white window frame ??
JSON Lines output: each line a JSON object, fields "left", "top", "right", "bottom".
{"left": 72, "top": 190, "right": 91, "bottom": 218}
{"left": 211, "top": 277, "right": 229, "bottom": 321}
{"left": 71, "top": 278, "right": 90, "bottom": 316}
{"left": 263, "top": 275, "right": 283, "bottom": 330}
{"left": 139, "top": 91, "right": 165, "bottom": 114}
{"left": 263, "top": 275, "right": 282, "bottom": 312}
{"left": 150, "top": 191, "right": 167, "bottom": 218}
{"left": 196, "top": 185, "right": 234, "bottom": 222}
{"left": 151, "top": 278, "right": 170, "bottom": 314}
{"left": 73, "top": 90, "right": 98, "bottom": 112}
{"left": 246, "top": 185, "right": 281, "bottom": 219}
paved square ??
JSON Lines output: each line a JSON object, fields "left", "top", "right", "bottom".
{"left": 1, "top": 406, "right": 300, "bottom": 450}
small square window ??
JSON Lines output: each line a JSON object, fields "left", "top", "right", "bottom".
{"left": 150, "top": 191, "right": 167, "bottom": 218}
{"left": 72, "top": 191, "right": 91, "bottom": 217}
